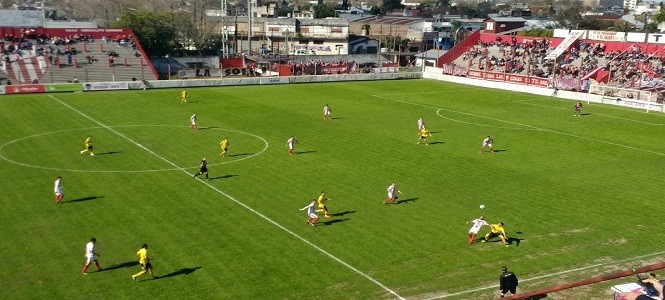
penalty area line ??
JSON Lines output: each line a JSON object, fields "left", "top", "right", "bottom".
{"left": 47, "top": 94, "right": 405, "bottom": 300}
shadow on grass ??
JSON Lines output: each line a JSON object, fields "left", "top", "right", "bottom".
{"left": 320, "top": 218, "right": 349, "bottom": 226}
{"left": 492, "top": 149, "right": 507, "bottom": 153}
{"left": 67, "top": 195, "right": 105, "bottom": 203}
{"left": 507, "top": 237, "right": 524, "bottom": 247}
{"left": 580, "top": 113, "right": 591, "bottom": 116}
{"left": 528, "top": 294, "right": 548, "bottom": 299}
{"left": 102, "top": 261, "right": 139, "bottom": 272}
{"left": 330, "top": 210, "right": 356, "bottom": 217}
{"left": 396, "top": 197, "right": 418, "bottom": 204}
{"left": 429, "top": 141, "right": 444, "bottom": 145}
{"left": 229, "top": 153, "right": 253, "bottom": 157}
{"left": 209, "top": 174, "right": 238, "bottom": 180}
{"left": 331, "top": 117, "right": 344, "bottom": 120}
{"left": 199, "top": 126, "right": 218, "bottom": 130}
{"left": 294, "top": 150, "right": 316, "bottom": 155}
{"left": 96, "top": 151, "right": 122, "bottom": 156}
{"left": 156, "top": 267, "right": 202, "bottom": 279}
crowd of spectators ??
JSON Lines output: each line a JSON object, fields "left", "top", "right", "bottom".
{"left": 459, "top": 36, "right": 665, "bottom": 89}
{"left": 276, "top": 59, "right": 356, "bottom": 75}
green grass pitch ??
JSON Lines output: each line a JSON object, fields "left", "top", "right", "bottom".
{"left": 1, "top": 79, "right": 665, "bottom": 299}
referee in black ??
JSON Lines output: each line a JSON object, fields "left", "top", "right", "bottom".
{"left": 193, "top": 156, "right": 209, "bottom": 180}
{"left": 499, "top": 266, "right": 519, "bottom": 297}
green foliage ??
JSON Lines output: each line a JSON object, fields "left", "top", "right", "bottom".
{"left": 313, "top": 3, "right": 336, "bottom": 18}
{"left": 518, "top": 28, "right": 554, "bottom": 37}
{"left": 554, "top": 0, "right": 586, "bottom": 29}
{"left": 654, "top": 8, "right": 665, "bottom": 23}
{"left": 111, "top": 11, "right": 175, "bottom": 58}
{"left": 2, "top": 81, "right": 665, "bottom": 299}
{"left": 607, "top": 21, "right": 636, "bottom": 32}
{"left": 382, "top": 0, "right": 404, "bottom": 13}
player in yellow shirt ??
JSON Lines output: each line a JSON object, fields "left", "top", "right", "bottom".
{"left": 417, "top": 128, "right": 431, "bottom": 145}
{"left": 315, "top": 192, "right": 331, "bottom": 218}
{"left": 80, "top": 136, "right": 94, "bottom": 156}
{"left": 483, "top": 222, "right": 509, "bottom": 246}
{"left": 132, "top": 243, "right": 155, "bottom": 281}
{"left": 220, "top": 137, "right": 229, "bottom": 157}
{"left": 180, "top": 89, "right": 188, "bottom": 103}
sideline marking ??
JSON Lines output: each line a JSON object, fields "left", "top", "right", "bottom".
{"left": 512, "top": 99, "right": 665, "bottom": 126}
{"left": 373, "top": 94, "right": 665, "bottom": 157}
{"left": 422, "top": 250, "right": 665, "bottom": 299}
{"left": 47, "top": 94, "right": 405, "bottom": 299}
{"left": 0, "top": 125, "right": 269, "bottom": 173}
{"left": 436, "top": 109, "right": 543, "bottom": 131}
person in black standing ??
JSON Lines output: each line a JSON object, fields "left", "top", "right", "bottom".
{"left": 193, "top": 157, "right": 209, "bottom": 180}
{"left": 499, "top": 266, "right": 518, "bottom": 297}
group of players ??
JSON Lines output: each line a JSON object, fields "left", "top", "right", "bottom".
{"left": 55, "top": 91, "right": 544, "bottom": 279}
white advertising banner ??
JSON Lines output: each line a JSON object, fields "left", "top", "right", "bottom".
{"left": 587, "top": 30, "right": 626, "bottom": 42}
{"left": 647, "top": 33, "right": 665, "bottom": 44}
{"left": 83, "top": 82, "right": 129, "bottom": 91}
{"left": 545, "top": 30, "right": 586, "bottom": 60}
{"left": 259, "top": 77, "right": 289, "bottom": 85}
{"left": 553, "top": 29, "right": 570, "bottom": 38}
{"left": 626, "top": 32, "right": 646, "bottom": 43}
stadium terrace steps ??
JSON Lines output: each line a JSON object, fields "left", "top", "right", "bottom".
{"left": 41, "top": 40, "right": 156, "bottom": 83}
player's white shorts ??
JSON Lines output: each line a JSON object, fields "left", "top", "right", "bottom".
{"left": 308, "top": 213, "right": 318, "bottom": 219}
{"left": 387, "top": 192, "right": 395, "bottom": 199}
{"left": 469, "top": 228, "right": 481, "bottom": 235}
{"left": 55, "top": 190, "right": 63, "bottom": 196}
{"left": 191, "top": 121, "right": 197, "bottom": 126}
{"left": 287, "top": 144, "right": 294, "bottom": 150}
{"left": 85, "top": 254, "right": 98, "bottom": 264}
{"left": 483, "top": 143, "right": 492, "bottom": 148}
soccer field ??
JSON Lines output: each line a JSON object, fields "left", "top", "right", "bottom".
{"left": 1, "top": 79, "right": 665, "bottom": 299}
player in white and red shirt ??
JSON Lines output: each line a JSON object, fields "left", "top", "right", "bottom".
{"left": 300, "top": 200, "right": 319, "bottom": 226}
{"left": 54, "top": 176, "right": 64, "bottom": 204}
{"left": 81, "top": 237, "right": 102, "bottom": 274}
{"left": 286, "top": 136, "right": 299, "bottom": 156}
{"left": 417, "top": 117, "right": 425, "bottom": 132}
{"left": 384, "top": 182, "right": 403, "bottom": 204}
{"left": 323, "top": 104, "right": 331, "bottom": 120}
{"left": 479, "top": 136, "right": 494, "bottom": 154}
{"left": 467, "top": 216, "right": 488, "bottom": 244}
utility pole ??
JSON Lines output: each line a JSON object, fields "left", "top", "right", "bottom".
{"left": 248, "top": 0, "right": 256, "bottom": 55}
{"left": 220, "top": 0, "right": 229, "bottom": 58}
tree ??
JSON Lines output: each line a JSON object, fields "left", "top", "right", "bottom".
{"left": 112, "top": 11, "right": 176, "bottom": 57}
{"left": 382, "top": 0, "right": 404, "bottom": 14}
{"left": 313, "top": 3, "right": 336, "bottom": 18}
{"left": 554, "top": 0, "right": 587, "bottom": 29}
{"left": 608, "top": 21, "right": 635, "bottom": 32}
{"left": 474, "top": 1, "right": 494, "bottom": 18}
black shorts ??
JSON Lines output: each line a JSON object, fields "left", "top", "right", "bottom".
{"left": 142, "top": 262, "right": 153, "bottom": 270}
{"left": 200, "top": 166, "right": 208, "bottom": 173}
{"left": 87, "top": 145, "right": 93, "bottom": 151}
{"left": 636, "top": 295, "right": 653, "bottom": 300}
{"left": 501, "top": 287, "right": 516, "bottom": 295}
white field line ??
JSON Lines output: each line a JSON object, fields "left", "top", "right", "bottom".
{"left": 0, "top": 125, "right": 268, "bottom": 173}
{"left": 422, "top": 250, "right": 665, "bottom": 299}
{"left": 47, "top": 94, "right": 405, "bottom": 300}
{"left": 512, "top": 99, "right": 665, "bottom": 126}
{"left": 373, "top": 94, "right": 665, "bottom": 157}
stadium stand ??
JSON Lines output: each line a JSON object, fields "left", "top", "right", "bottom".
{"left": 436, "top": 30, "right": 665, "bottom": 102}
{"left": 0, "top": 28, "right": 157, "bottom": 84}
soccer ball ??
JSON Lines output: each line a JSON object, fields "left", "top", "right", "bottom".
{"left": 479, "top": 205, "right": 485, "bottom": 209}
